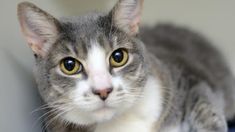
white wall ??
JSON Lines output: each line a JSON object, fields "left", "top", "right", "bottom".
{"left": 0, "top": 0, "right": 235, "bottom": 132}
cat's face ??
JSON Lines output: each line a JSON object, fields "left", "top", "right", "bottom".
{"left": 44, "top": 23, "right": 147, "bottom": 124}
{"left": 18, "top": 0, "right": 146, "bottom": 125}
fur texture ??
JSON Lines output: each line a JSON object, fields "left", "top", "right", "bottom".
{"left": 17, "top": 0, "right": 235, "bottom": 132}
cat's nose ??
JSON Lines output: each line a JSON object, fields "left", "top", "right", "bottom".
{"left": 92, "top": 88, "right": 113, "bottom": 101}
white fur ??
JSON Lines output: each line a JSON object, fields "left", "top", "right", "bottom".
{"left": 95, "top": 77, "right": 163, "bottom": 132}
{"left": 87, "top": 44, "right": 112, "bottom": 89}
{"left": 63, "top": 80, "right": 95, "bottom": 124}
{"left": 63, "top": 76, "right": 163, "bottom": 131}
{"left": 162, "top": 126, "right": 181, "bottom": 132}
{"left": 63, "top": 44, "right": 115, "bottom": 124}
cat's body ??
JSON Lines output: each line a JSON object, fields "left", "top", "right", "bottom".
{"left": 141, "top": 25, "right": 235, "bottom": 131}
{"left": 17, "top": 0, "right": 235, "bottom": 132}
{"left": 45, "top": 23, "right": 235, "bottom": 132}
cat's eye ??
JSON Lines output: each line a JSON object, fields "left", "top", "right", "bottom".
{"left": 110, "top": 48, "right": 128, "bottom": 67}
{"left": 60, "top": 57, "right": 82, "bottom": 75}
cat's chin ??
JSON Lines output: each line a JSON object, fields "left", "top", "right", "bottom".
{"left": 92, "top": 107, "right": 116, "bottom": 122}
{"left": 62, "top": 107, "right": 117, "bottom": 125}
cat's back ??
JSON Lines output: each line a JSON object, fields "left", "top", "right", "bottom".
{"left": 140, "top": 24, "right": 232, "bottom": 87}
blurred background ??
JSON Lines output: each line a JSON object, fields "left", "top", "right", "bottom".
{"left": 0, "top": 0, "right": 235, "bottom": 132}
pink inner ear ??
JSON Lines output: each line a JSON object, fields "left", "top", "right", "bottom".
{"left": 129, "top": 0, "right": 143, "bottom": 34}
{"left": 114, "top": 0, "right": 143, "bottom": 36}
{"left": 129, "top": 15, "right": 141, "bottom": 35}
{"left": 21, "top": 21, "right": 47, "bottom": 56}
{"left": 26, "top": 35, "right": 45, "bottom": 56}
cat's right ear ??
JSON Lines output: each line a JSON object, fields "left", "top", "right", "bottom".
{"left": 17, "top": 2, "right": 60, "bottom": 57}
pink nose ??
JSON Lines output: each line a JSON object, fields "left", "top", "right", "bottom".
{"left": 92, "top": 88, "right": 113, "bottom": 101}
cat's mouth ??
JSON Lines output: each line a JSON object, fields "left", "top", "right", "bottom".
{"left": 96, "top": 103, "right": 112, "bottom": 110}
{"left": 62, "top": 102, "right": 117, "bottom": 125}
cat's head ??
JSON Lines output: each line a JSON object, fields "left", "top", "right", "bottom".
{"left": 17, "top": 0, "right": 148, "bottom": 124}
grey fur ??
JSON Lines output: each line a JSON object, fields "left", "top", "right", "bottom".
{"left": 141, "top": 25, "right": 235, "bottom": 131}
{"left": 17, "top": 1, "right": 235, "bottom": 132}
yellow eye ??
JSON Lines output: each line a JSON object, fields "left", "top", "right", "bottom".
{"left": 60, "top": 57, "right": 82, "bottom": 75}
{"left": 110, "top": 48, "right": 128, "bottom": 67}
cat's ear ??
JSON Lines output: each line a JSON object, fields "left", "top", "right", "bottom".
{"left": 111, "top": 0, "right": 144, "bottom": 36}
{"left": 17, "top": 2, "right": 60, "bottom": 57}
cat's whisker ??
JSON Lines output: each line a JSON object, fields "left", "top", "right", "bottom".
{"left": 30, "top": 93, "right": 73, "bottom": 114}
{"left": 41, "top": 107, "right": 70, "bottom": 131}
{"left": 31, "top": 102, "right": 67, "bottom": 114}
{"left": 32, "top": 107, "right": 60, "bottom": 130}
{"left": 32, "top": 103, "right": 73, "bottom": 129}
{"left": 31, "top": 93, "right": 75, "bottom": 130}
{"left": 30, "top": 104, "right": 53, "bottom": 115}
{"left": 42, "top": 107, "right": 73, "bottom": 132}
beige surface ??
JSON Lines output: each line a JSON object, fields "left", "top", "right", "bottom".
{"left": 0, "top": 0, "right": 235, "bottom": 132}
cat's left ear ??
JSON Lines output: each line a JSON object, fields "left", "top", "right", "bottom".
{"left": 111, "top": 0, "right": 144, "bottom": 36}
{"left": 17, "top": 2, "right": 60, "bottom": 57}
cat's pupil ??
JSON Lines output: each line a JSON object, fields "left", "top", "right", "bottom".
{"left": 64, "top": 58, "right": 75, "bottom": 71}
{"left": 112, "top": 49, "right": 123, "bottom": 63}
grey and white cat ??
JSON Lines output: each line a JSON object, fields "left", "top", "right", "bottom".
{"left": 17, "top": 0, "right": 235, "bottom": 132}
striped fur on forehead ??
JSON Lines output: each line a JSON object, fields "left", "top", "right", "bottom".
{"left": 47, "top": 17, "right": 142, "bottom": 66}
{"left": 48, "top": 38, "right": 89, "bottom": 64}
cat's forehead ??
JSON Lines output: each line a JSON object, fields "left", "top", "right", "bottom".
{"left": 52, "top": 14, "right": 131, "bottom": 61}
{"left": 54, "top": 14, "right": 105, "bottom": 57}
{"left": 51, "top": 36, "right": 111, "bottom": 63}
{"left": 59, "top": 13, "right": 108, "bottom": 38}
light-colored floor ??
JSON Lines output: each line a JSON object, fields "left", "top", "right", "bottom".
{"left": 0, "top": 0, "right": 235, "bottom": 132}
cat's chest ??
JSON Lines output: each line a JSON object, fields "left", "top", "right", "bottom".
{"left": 94, "top": 115, "right": 153, "bottom": 132}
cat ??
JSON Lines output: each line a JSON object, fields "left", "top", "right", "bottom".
{"left": 17, "top": 0, "right": 235, "bottom": 132}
